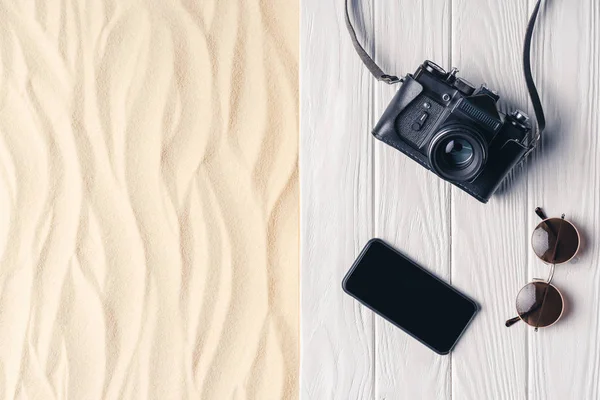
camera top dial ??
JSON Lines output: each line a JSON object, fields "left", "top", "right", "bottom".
{"left": 446, "top": 67, "right": 459, "bottom": 83}
{"left": 423, "top": 61, "right": 447, "bottom": 78}
{"left": 510, "top": 110, "right": 530, "bottom": 124}
{"left": 453, "top": 78, "right": 476, "bottom": 96}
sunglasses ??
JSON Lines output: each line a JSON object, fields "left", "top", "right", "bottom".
{"left": 505, "top": 207, "right": 581, "bottom": 331}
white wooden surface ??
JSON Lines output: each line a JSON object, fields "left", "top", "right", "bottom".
{"left": 300, "top": 0, "right": 600, "bottom": 399}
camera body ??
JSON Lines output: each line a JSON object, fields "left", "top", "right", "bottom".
{"left": 373, "top": 61, "right": 533, "bottom": 203}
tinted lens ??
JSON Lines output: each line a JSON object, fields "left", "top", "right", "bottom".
{"left": 516, "top": 282, "right": 563, "bottom": 328}
{"left": 532, "top": 218, "right": 579, "bottom": 263}
{"left": 443, "top": 139, "right": 473, "bottom": 167}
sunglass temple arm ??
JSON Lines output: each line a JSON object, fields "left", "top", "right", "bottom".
{"left": 535, "top": 207, "right": 547, "bottom": 220}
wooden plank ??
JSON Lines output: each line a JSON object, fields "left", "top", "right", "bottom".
{"left": 450, "top": 0, "right": 531, "bottom": 398}
{"left": 527, "top": 0, "right": 600, "bottom": 398}
{"left": 302, "top": 0, "right": 600, "bottom": 398}
{"left": 371, "top": 1, "right": 452, "bottom": 399}
{"left": 300, "top": 0, "right": 375, "bottom": 398}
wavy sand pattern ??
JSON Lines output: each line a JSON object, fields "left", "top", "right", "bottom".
{"left": 0, "top": 0, "right": 298, "bottom": 398}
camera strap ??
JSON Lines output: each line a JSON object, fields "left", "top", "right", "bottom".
{"left": 523, "top": 0, "right": 546, "bottom": 140}
{"left": 345, "top": 0, "right": 546, "bottom": 141}
{"left": 343, "top": 0, "right": 401, "bottom": 84}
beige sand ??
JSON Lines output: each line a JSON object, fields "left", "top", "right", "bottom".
{"left": 0, "top": 0, "right": 298, "bottom": 398}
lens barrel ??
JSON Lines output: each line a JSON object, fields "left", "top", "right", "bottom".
{"left": 428, "top": 125, "right": 488, "bottom": 182}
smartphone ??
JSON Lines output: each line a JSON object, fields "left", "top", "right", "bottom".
{"left": 342, "top": 239, "right": 478, "bottom": 354}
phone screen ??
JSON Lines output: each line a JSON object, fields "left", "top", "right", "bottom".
{"left": 342, "top": 239, "right": 478, "bottom": 354}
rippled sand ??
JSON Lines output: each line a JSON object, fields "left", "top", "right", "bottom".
{"left": 0, "top": 0, "right": 298, "bottom": 398}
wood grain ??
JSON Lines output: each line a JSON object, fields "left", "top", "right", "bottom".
{"left": 372, "top": 1, "right": 451, "bottom": 399}
{"left": 300, "top": 0, "right": 375, "bottom": 398}
{"left": 450, "top": 1, "right": 531, "bottom": 399}
{"left": 527, "top": 0, "right": 600, "bottom": 399}
{"left": 301, "top": 0, "right": 600, "bottom": 398}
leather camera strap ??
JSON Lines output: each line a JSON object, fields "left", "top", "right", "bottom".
{"left": 523, "top": 0, "right": 546, "bottom": 141}
{"left": 343, "top": 0, "right": 401, "bottom": 84}
{"left": 344, "top": 0, "right": 546, "bottom": 142}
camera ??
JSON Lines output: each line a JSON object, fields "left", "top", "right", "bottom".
{"left": 373, "top": 60, "right": 534, "bottom": 203}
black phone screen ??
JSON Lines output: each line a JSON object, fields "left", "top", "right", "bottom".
{"left": 342, "top": 239, "right": 478, "bottom": 354}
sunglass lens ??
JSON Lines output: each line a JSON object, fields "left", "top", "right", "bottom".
{"left": 516, "top": 282, "right": 563, "bottom": 328}
{"left": 532, "top": 218, "right": 579, "bottom": 263}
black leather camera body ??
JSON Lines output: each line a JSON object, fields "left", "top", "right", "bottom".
{"left": 373, "top": 61, "right": 533, "bottom": 203}
{"left": 345, "top": 0, "right": 546, "bottom": 203}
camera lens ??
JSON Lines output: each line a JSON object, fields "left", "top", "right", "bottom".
{"left": 428, "top": 125, "right": 487, "bottom": 182}
{"left": 442, "top": 139, "right": 474, "bottom": 167}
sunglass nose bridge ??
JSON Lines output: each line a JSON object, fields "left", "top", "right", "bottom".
{"left": 546, "top": 263, "right": 556, "bottom": 284}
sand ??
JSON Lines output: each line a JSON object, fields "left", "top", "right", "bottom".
{"left": 0, "top": 0, "right": 298, "bottom": 398}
